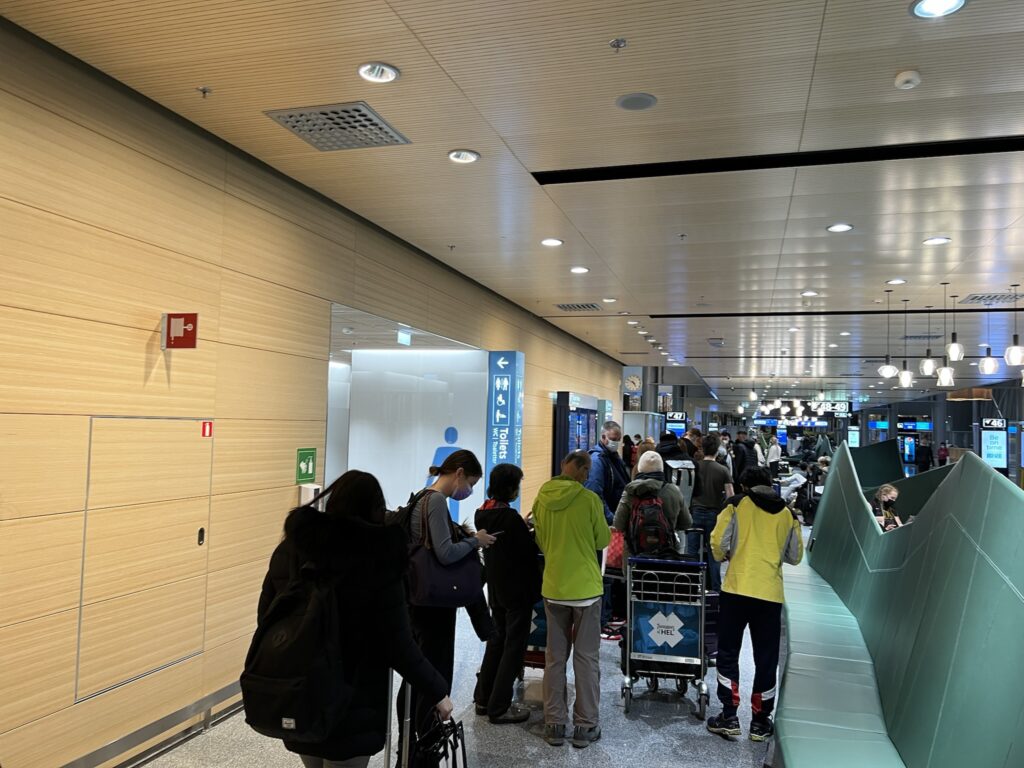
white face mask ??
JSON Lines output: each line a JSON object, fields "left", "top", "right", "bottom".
{"left": 606, "top": 439, "right": 621, "bottom": 452}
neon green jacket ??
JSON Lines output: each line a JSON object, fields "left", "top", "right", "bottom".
{"left": 532, "top": 476, "right": 611, "bottom": 601}
{"left": 711, "top": 487, "right": 803, "bottom": 604}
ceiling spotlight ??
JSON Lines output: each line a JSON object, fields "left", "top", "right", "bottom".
{"left": 602, "top": 297, "right": 618, "bottom": 303}
{"left": 672, "top": 362, "right": 681, "bottom": 366}
{"left": 357, "top": 62, "right": 401, "bottom": 83}
{"left": 787, "top": 327, "right": 799, "bottom": 333}
{"left": 627, "top": 320, "right": 639, "bottom": 326}
{"left": 886, "top": 278, "right": 907, "bottom": 285}
{"left": 827, "top": 223, "right": 853, "bottom": 233}
{"left": 570, "top": 266, "right": 589, "bottom": 274}
{"left": 801, "top": 290, "right": 819, "bottom": 297}
{"left": 618, "top": 311, "right": 631, "bottom": 315}
{"left": 541, "top": 238, "right": 564, "bottom": 247}
{"left": 660, "top": 351, "right": 669, "bottom": 356}
{"left": 910, "top": 0, "right": 967, "bottom": 19}
{"left": 616, "top": 92, "right": 658, "bottom": 111}
{"left": 828, "top": 343, "right": 839, "bottom": 348}
{"left": 895, "top": 69, "right": 922, "bottom": 90}
{"left": 638, "top": 330, "right": 649, "bottom": 335}
{"left": 923, "top": 235, "right": 952, "bottom": 245}
{"left": 736, "top": 405, "right": 745, "bottom": 415}
{"left": 447, "top": 149, "right": 480, "bottom": 164}
{"left": 840, "top": 331, "right": 851, "bottom": 336}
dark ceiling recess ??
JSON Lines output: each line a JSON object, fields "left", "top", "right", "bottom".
{"left": 532, "top": 134, "right": 1024, "bottom": 186}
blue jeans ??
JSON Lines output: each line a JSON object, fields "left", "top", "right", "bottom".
{"left": 688, "top": 506, "right": 722, "bottom": 592}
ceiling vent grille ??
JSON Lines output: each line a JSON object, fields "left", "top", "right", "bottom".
{"left": 707, "top": 338, "right": 726, "bottom": 348}
{"left": 265, "top": 101, "right": 410, "bottom": 151}
{"left": 902, "top": 333, "right": 944, "bottom": 342}
{"left": 958, "top": 293, "right": 1018, "bottom": 305}
{"left": 555, "top": 303, "right": 602, "bottom": 312}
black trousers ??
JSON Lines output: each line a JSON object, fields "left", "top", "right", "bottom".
{"left": 715, "top": 591, "right": 783, "bottom": 719}
{"left": 473, "top": 602, "right": 532, "bottom": 717}
{"left": 397, "top": 605, "right": 456, "bottom": 766}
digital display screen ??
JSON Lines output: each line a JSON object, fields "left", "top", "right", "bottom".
{"left": 981, "top": 429, "right": 1008, "bottom": 469}
{"left": 568, "top": 410, "right": 598, "bottom": 452}
{"left": 897, "top": 421, "right": 933, "bottom": 432}
{"left": 868, "top": 420, "right": 890, "bottom": 430}
{"left": 847, "top": 429, "right": 861, "bottom": 448}
{"left": 666, "top": 421, "right": 686, "bottom": 437}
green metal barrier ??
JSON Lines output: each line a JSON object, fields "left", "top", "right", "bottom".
{"left": 807, "top": 445, "right": 1024, "bottom": 768}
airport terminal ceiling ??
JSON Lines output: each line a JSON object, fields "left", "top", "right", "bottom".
{"left": 5, "top": 0, "right": 1024, "bottom": 407}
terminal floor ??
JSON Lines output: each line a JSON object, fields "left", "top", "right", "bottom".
{"left": 150, "top": 613, "right": 771, "bottom": 768}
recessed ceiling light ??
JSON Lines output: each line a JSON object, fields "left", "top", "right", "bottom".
{"left": 357, "top": 62, "right": 400, "bottom": 83}
{"left": 869, "top": 384, "right": 875, "bottom": 388}
{"left": 602, "top": 297, "right": 617, "bottom": 303}
{"left": 840, "top": 331, "right": 851, "bottom": 336}
{"left": 672, "top": 362, "right": 680, "bottom": 366}
{"left": 541, "top": 238, "right": 564, "bottom": 247}
{"left": 447, "top": 149, "right": 480, "bottom": 164}
{"left": 970, "top": 362, "right": 978, "bottom": 366}
{"left": 668, "top": 358, "right": 675, "bottom": 362}
{"left": 827, "top": 223, "right": 853, "bottom": 233}
{"left": 886, "top": 278, "right": 907, "bottom": 285}
{"left": 910, "top": 0, "right": 967, "bottom": 19}
{"left": 787, "top": 327, "right": 799, "bottom": 333}
{"left": 801, "top": 290, "right": 820, "bottom": 297}
{"left": 570, "top": 266, "right": 589, "bottom": 274}
{"left": 638, "top": 330, "right": 649, "bottom": 335}
{"left": 616, "top": 92, "right": 658, "bottom": 111}
{"left": 828, "top": 343, "right": 839, "bottom": 348}
{"left": 618, "top": 311, "right": 630, "bottom": 315}
{"left": 923, "top": 235, "right": 952, "bottom": 245}
{"left": 660, "top": 351, "right": 669, "bottom": 356}
{"left": 627, "top": 320, "right": 639, "bottom": 326}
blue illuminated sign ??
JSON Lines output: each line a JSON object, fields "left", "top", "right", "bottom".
{"left": 897, "top": 421, "right": 933, "bottom": 432}
{"left": 868, "top": 420, "right": 890, "bottom": 430}
{"left": 487, "top": 351, "right": 524, "bottom": 510}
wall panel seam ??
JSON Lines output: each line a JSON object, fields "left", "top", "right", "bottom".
{"left": 79, "top": 573, "right": 206, "bottom": 610}
{"left": 73, "top": 416, "right": 94, "bottom": 702}
{"left": 0, "top": 604, "right": 79, "bottom": 633}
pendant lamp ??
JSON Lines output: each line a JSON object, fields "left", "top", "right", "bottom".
{"left": 944, "top": 283, "right": 965, "bottom": 361}
{"left": 919, "top": 305, "right": 937, "bottom": 375}
{"left": 898, "top": 299, "right": 913, "bottom": 387}
{"left": 748, "top": 380, "right": 758, "bottom": 402}
{"left": 1004, "top": 284, "right": 1024, "bottom": 365}
{"left": 878, "top": 290, "right": 899, "bottom": 378}
{"left": 979, "top": 304, "right": 1000, "bottom": 374}
{"left": 937, "top": 355, "right": 955, "bottom": 387}
{"left": 736, "top": 405, "right": 745, "bottom": 415}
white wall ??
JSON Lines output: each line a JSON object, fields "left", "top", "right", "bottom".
{"left": 325, "top": 360, "right": 352, "bottom": 485}
{"left": 347, "top": 349, "right": 488, "bottom": 522}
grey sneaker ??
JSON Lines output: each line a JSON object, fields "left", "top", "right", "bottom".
{"left": 490, "top": 703, "right": 530, "bottom": 725}
{"left": 543, "top": 724, "right": 566, "bottom": 746}
{"left": 571, "top": 725, "right": 602, "bottom": 749}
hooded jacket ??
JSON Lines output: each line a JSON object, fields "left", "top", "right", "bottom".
{"left": 613, "top": 473, "right": 692, "bottom": 557}
{"left": 532, "top": 476, "right": 610, "bottom": 601}
{"left": 258, "top": 507, "right": 447, "bottom": 761}
{"left": 585, "top": 444, "right": 631, "bottom": 523}
{"left": 710, "top": 486, "right": 803, "bottom": 604}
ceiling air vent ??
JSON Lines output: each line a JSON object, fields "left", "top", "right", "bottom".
{"left": 958, "top": 293, "right": 1018, "bottom": 305}
{"left": 902, "top": 333, "right": 943, "bottom": 342}
{"left": 555, "top": 303, "right": 602, "bottom": 312}
{"left": 265, "top": 101, "right": 410, "bottom": 151}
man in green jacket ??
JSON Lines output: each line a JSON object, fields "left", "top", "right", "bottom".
{"left": 532, "top": 450, "right": 611, "bottom": 750}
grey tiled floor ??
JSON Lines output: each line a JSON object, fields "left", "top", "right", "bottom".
{"left": 147, "top": 613, "right": 770, "bottom": 768}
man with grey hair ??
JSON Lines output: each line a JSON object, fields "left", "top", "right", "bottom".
{"left": 613, "top": 451, "right": 692, "bottom": 557}
{"left": 585, "top": 420, "right": 631, "bottom": 639}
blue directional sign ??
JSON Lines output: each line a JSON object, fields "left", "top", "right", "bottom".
{"left": 487, "top": 351, "right": 524, "bottom": 510}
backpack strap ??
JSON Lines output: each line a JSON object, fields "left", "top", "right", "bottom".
{"left": 416, "top": 489, "right": 438, "bottom": 549}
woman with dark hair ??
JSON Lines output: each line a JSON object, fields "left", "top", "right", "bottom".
{"left": 472, "top": 463, "right": 540, "bottom": 724}
{"left": 257, "top": 470, "right": 453, "bottom": 768}
{"left": 401, "top": 450, "right": 496, "bottom": 758}
{"left": 621, "top": 434, "right": 636, "bottom": 468}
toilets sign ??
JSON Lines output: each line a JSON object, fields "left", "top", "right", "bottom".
{"left": 486, "top": 351, "right": 524, "bottom": 509}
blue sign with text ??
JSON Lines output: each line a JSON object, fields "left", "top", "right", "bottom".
{"left": 487, "top": 351, "right": 525, "bottom": 510}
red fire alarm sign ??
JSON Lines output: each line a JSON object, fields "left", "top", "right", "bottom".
{"left": 202, "top": 421, "right": 214, "bottom": 438}
{"left": 161, "top": 313, "right": 198, "bottom": 350}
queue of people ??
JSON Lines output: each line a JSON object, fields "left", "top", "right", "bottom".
{"left": 250, "top": 422, "right": 810, "bottom": 767}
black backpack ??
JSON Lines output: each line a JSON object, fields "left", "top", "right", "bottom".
{"left": 627, "top": 484, "right": 675, "bottom": 556}
{"left": 240, "top": 556, "right": 351, "bottom": 743}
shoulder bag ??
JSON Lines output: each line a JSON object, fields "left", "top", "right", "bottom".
{"left": 407, "top": 493, "right": 483, "bottom": 608}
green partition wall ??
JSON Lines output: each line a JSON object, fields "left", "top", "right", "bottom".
{"left": 849, "top": 438, "right": 905, "bottom": 490}
{"left": 808, "top": 445, "right": 1024, "bottom": 768}
{"left": 861, "top": 462, "right": 956, "bottom": 522}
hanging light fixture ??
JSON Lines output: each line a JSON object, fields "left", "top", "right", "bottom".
{"left": 979, "top": 304, "right": 1000, "bottom": 374}
{"left": 736, "top": 404, "right": 745, "bottom": 415}
{"left": 748, "top": 380, "right": 758, "bottom": 402}
{"left": 944, "top": 283, "right": 965, "bottom": 361}
{"left": 1004, "top": 284, "right": 1024, "bottom": 365}
{"left": 878, "top": 290, "right": 900, "bottom": 378}
{"left": 816, "top": 383, "right": 825, "bottom": 401}
{"left": 898, "top": 299, "right": 914, "bottom": 388}
{"left": 937, "top": 355, "right": 956, "bottom": 387}
{"left": 773, "top": 398, "right": 782, "bottom": 409}
{"left": 919, "top": 304, "right": 938, "bottom": 375}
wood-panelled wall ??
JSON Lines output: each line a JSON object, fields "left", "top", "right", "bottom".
{"left": 0, "top": 21, "right": 621, "bottom": 768}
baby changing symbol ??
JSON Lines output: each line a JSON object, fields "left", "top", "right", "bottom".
{"left": 647, "top": 611, "right": 684, "bottom": 648}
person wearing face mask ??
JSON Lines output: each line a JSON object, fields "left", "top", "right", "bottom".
{"left": 533, "top": 451, "right": 610, "bottom": 749}
{"left": 398, "top": 450, "right": 495, "bottom": 763}
{"left": 872, "top": 485, "right": 902, "bottom": 531}
{"left": 472, "top": 464, "right": 540, "bottom": 724}
{"left": 585, "top": 421, "right": 631, "bottom": 639}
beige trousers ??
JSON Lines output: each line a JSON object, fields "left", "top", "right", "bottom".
{"left": 542, "top": 599, "right": 602, "bottom": 728}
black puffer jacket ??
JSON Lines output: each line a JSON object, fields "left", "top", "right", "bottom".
{"left": 258, "top": 507, "right": 448, "bottom": 761}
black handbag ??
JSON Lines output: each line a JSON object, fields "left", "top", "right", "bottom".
{"left": 407, "top": 495, "right": 483, "bottom": 608}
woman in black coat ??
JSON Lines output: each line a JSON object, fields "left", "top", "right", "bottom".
{"left": 258, "top": 470, "right": 453, "bottom": 768}
{"left": 472, "top": 464, "right": 542, "bottom": 724}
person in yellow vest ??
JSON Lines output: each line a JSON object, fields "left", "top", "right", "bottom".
{"left": 707, "top": 466, "right": 803, "bottom": 743}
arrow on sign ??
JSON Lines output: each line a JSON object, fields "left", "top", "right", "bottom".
{"left": 497, "top": 357, "right": 509, "bottom": 369}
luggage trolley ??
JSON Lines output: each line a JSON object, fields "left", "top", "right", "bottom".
{"left": 620, "top": 542, "right": 710, "bottom": 719}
